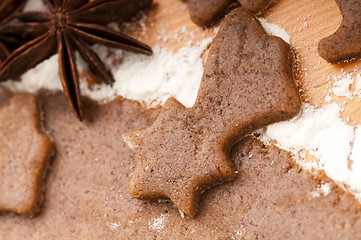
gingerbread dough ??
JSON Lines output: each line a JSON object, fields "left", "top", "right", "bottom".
{"left": 123, "top": 8, "right": 301, "bottom": 218}
{"left": 318, "top": 0, "right": 361, "bottom": 62}
{"left": 186, "top": 0, "right": 274, "bottom": 26}
{"left": 0, "top": 93, "right": 54, "bottom": 216}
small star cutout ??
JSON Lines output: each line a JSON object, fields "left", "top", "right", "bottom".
{"left": 123, "top": 9, "right": 301, "bottom": 218}
{"left": 0, "top": 93, "right": 54, "bottom": 216}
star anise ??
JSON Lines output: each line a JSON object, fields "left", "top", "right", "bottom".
{"left": 0, "top": 0, "right": 153, "bottom": 120}
{"left": 0, "top": 0, "right": 27, "bottom": 64}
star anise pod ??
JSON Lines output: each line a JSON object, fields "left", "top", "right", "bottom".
{"left": 0, "top": 0, "right": 27, "bottom": 64}
{"left": 0, "top": 0, "right": 153, "bottom": 120}
{"left": 0, "top": 0, "right": 27, "bottom": 24}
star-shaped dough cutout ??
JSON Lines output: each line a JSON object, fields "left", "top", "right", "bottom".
{"left": 318, "top": 0, "right": 361, "bottom": 62}
{"left": 123, "top": 8, "right": 301, "bottom": 218}
{"left": 0, "top": 93, "right": 54, "bottom": 216}
{"left": 186, "top": 0, "right": 274, "bottom": 26}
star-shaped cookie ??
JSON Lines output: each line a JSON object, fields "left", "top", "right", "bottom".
{"left": 0, "top": 93, "right": 54, "bottom": 216}
{"left": 318, "top": 0, "right": 361, "bottom": 62}
{"left": 123, "top": 8, "right": 301, "bottom": 218}
{"left": 187, "top": 0, "right": 274, "bottom": 26}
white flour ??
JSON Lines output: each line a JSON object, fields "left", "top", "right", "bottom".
{"left": 309, "top": 183, "right": 331, "bottom": 198}
{"left": 259, "top": 103, "right": 361, "bottom": 199}
{"left": 3, "top": 40, "right": 211, "bottom": 108}
{"left": 148, "top": 214, "right": 168, "bottom": 231}
{"left": 258, "top": 18, "right": 291, "bottom": 44}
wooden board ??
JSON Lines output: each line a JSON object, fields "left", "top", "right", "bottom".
{"left": 126, "top": 0, "right": 361, "bottom": 125}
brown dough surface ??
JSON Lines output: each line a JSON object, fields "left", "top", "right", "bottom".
{"left": 0, "top": 91, "right": 360, "bottom": 238}
{"left": 0, "top": 93, "right": 53, "bottom": 216}
{"left": 123, "top": 8, "right": 300, "bottom": 218}
{"left": 187, "top": 0, "right": 233, "bottom": 27}
{"left": 318, "top": 0, "right": 361, "bottom": 62}
{"left": 239, "top": 0, "right": 275, "bottom": 14}
{"left": 186, "top": 0, "right": 274, "bottom": 26}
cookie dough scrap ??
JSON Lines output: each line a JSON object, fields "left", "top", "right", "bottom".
{"left": 0, "top": 93, "right": 54, "bottom": 216}
{"left": 187, "top": 0, "right": 233, "bottom": 26}
{"left": 123, "top": 8, "right": 301, "bottom": 218}
{"left": 239, "top": 0, "right": 275, "bottom": 14}
{"left": 187, "top": 0, "right": 275, "bottom": 26}
{"left": 318, "top": 0, "right": 361, "bottom": 62}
